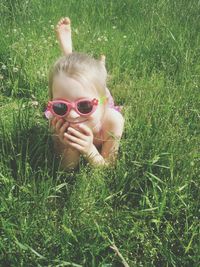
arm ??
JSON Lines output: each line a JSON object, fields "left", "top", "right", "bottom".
{"left": 63, "top": 124, "right": 106, "bottom": 167}
{"left": 50, "top": 117, "right": 80, "bottom": 170}
{"left": 62, "top": 110, "right": 124, "bottom": 167}
{"left": 52, "top": 134, "right": 80, "bottom": 170}
{"left": 87, "top": 109, "right": 125, "bottom": 166}
{"left": 101, "top": 109, "right": 124, "bottom": 163}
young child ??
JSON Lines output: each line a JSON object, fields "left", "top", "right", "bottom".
{"left": 45, "top": 17, "right": 124, "bottom": 169}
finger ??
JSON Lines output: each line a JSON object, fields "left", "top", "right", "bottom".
{"left": 77, "top": 124, "right": 92, "bottom": 136}
{"left": 50, "top": 117, "right": 58, "bottom": 132}
{"left": 67, "top": 127, "right": 86, "bottom": 140}
{"left": 64, "top": 132, "right": 85, "bottom": 146}
{"left": 51, "top": 116, "right": 57, "bottom": 126}
{"left": 55, "top": 118, "right": 64, "bottom": 131}
{"left": 60, "top": 121, "right": 69, "bottom": 135}
{"left": 65, "top": 141, "right": 83, "bottom": 152}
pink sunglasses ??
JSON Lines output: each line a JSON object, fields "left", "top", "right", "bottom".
{"left": 45, "top": 98, "right": 99, "bottom": 118}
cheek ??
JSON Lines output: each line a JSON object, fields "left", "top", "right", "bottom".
{"left": 89, "top": 110, "right": 103, "bottom": 130}
{"left": 77, "top": 110, "right": 101, "bottom": 131}
{"left": 90, "top": 109, "right": 102, "bottom": 123}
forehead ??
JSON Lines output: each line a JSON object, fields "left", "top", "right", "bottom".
{"left": 52, "top": 74, "right": 97, "bottom": 100}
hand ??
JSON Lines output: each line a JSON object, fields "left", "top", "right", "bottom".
{"left": 50, "top": 117, "right": 70, "bottom": 146}
{"left": 64, "top": 124, "right": 95, "bottom": 157}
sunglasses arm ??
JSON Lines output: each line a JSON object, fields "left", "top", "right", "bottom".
{"left": 44, "top": 102, "right": 53, "bottom": 119}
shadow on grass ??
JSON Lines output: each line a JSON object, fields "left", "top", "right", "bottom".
{"left": 0, "top": 108, "right": 80, "bottom": 209}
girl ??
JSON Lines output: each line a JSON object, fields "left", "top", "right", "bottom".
{"left": 45, "top": 17, "right": 124, "bottom": 169}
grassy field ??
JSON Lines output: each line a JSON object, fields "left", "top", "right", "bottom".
{"left": 0, "top": 0, "right": 199, "bottom": 266}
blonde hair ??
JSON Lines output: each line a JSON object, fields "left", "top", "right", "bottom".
{"left": 48, "top": 52, "right": 107, "bottom": 100}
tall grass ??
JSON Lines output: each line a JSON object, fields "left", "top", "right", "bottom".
{"left": 0, "top": 0, "right": 199, "bottom": 266}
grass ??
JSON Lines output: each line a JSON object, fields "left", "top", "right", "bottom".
{"left": 0, "top": 0, "right": 199, "bottom": 266}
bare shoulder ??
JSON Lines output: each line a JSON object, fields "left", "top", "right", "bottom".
{"left": 102, "top": 108, "right": 125, "bottom": 138}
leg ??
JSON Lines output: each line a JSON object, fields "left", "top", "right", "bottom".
{"left": 56, "top": 17, "right": 106, "bottom": 64}
{"left": 55, "top": 17, "right": 72, "bottom": 55}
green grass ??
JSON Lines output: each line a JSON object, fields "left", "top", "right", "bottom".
{"left": 0, "top": 0, "right": 199, "bottom": 266}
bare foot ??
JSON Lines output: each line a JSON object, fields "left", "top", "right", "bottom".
{"left": 56, "top": 17, "right": 72, "bottom": 55}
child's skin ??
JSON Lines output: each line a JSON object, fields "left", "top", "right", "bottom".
{"left": 55, "top": 17, "right": 72, "bottom": 55}
{"left": 51, "top": 17, "right": 124, "bottom": 169}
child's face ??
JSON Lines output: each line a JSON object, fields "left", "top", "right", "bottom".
{"left": 52, "top": 74, "right": 104, "bottom": 131}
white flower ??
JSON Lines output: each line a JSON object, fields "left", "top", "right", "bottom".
{"left": 1, "top": 64, "right": 6, "bottom": 70}
{"left": 31, "top": 101, "right": 39, "bottom": 107}
{"left": 13, "top": 67, "right": 19, "bottom": 73}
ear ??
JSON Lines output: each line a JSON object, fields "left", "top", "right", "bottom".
{"left": 99, "top": 54, "right": 106, "bottom": 65}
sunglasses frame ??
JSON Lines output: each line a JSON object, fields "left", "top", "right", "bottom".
{"left": 46, "top": 98, "right": 99, "bottom": 118}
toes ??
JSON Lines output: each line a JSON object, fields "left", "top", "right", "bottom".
{"left": 56, "top": 17, "right": 71, "bottom": 31}
{"left": 60, "top": 18, "right": 64, "bottom": 25}
{"left": 56, "top": 20, "right": 62, "bottom": 28}
{"left": 64, "top": 17, "right": 71, "bottom": 25}
{"left": 58, "top": 17, "right": 63, "bottom": 24}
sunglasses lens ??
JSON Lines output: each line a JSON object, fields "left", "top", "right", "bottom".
{"left": 77, "top": 101, "right": 93, "bottom": 114}
{"left": 52, "top": 103, "right": 68, "bottom": 116}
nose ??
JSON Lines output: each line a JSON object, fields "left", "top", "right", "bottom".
{"left": 66, "top": 108, "right": 80, "bottom": 120}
